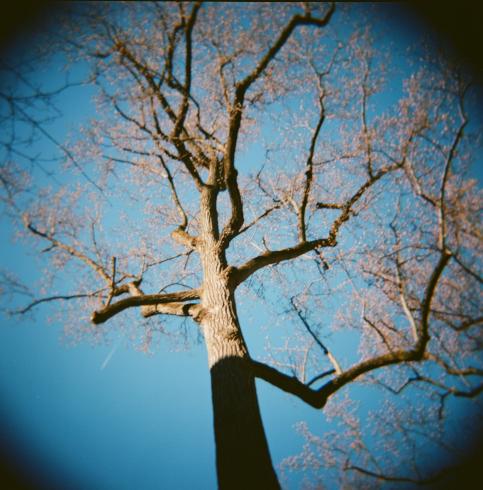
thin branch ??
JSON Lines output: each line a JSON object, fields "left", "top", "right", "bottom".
{"left": 236, "top": 203, "right": 282, "bottom": 236}
{"left": 13, "top": 102, "right": 103, "bottom": 193}
{"left": 158, "top": 155, "right": 189, "bottom": 230}
{"left": 23, "top": 217, "right": 111, "bottom": 284}
{"left": 451, "top": 253, "right": 482, "bottom": 284}
{"left": 345, "top": 463, "right": 448, "bottom": 486}
{"left": 290, "top": 297, "right": 342, "bottom": 374}
{"left": 317, "top": 162, "right": 402, "bottom": 243}
{"left": 13, "top": 292, "right": 101, "bottom": 315}
{"left": 424, "top": 353, "right": 483, "bottom": 377}
{"left": 298, "top": 94, "right": 325, "bottom": 241}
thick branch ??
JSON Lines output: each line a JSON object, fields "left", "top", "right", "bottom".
{"left": 231, "top": 237, "right": 335, "bottom": 287}
{"left": 171, "top": 227, "right": 198, "bottom": 249}
{"left": 91, "top": 288, "right": 201, "bottom": 324}
{"left": 141, "top": 301, "right": 202, "bottom": 319}
{"left": 252, "top": 359, "right": 330, "bottom": 409}
{"left": 252, "top": 347, "right": 421, "bottom": 409}
{"left": 233, "top": 163, "right": 401, "bottom": 286}
{"left": 417, "top": 249, "right": 452, "bottom": 350}
{"left": 253, "top": 248, "right": 451, "bottom": 408}
{"left": 237, "top": 6, "right": 335, "bottom": 93}
{"left": 219, "top": 5, "right": 335, "bottom": 248}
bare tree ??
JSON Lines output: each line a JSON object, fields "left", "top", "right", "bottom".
{"left": 2, "top": 3, "right": 482, "bottom": 489}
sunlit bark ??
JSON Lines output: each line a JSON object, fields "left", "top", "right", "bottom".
{"left": 2, "top": 2, "right": 482, "bottom": 488}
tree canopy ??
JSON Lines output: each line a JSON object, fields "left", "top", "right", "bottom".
{"left": 1, "top": 2, "right": 482, "bottom": 488}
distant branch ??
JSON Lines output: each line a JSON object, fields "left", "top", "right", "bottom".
{"left": 2, "top": 81, "right": 103, "bottom": 194}
{"left": 23, "top": 217, "right": 111, "bottom": 284}
{"left": 290, "top": 297, "right": 342, "bottom": 374}
{"left": 344, "top": 462, "right": 449, "bottom": 486}
{"left": 13, "top": 292, "right": 100, "bottom": 315}
{"left": 236, "top": 203, "right": 282, "bottom": 237}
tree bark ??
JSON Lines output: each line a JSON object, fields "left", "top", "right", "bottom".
{"left": 200, "top": 241, "right": 280, "bottom": 489}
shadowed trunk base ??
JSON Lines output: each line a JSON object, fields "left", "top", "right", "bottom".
{"left": 210, "top": 356, "right": 280, "bottom": 490}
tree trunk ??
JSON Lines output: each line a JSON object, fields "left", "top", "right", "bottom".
{"left": 200, "top": 251, "right": 280, "bottom": 489}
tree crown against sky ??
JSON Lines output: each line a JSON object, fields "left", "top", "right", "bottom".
{"left": 0, "top": 2, "right": 482, "bottom": 488}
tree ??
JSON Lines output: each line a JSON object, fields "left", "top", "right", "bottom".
{"left": 1, "top": 2, "right": 482, "bottom": 488}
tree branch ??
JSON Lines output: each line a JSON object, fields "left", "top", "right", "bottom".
{"left": 252, "top": 347, "right": 421, "bottom": 410}
{"left": 290, "top": 297, "right": 342, "bottom": 374}
{"left": 113, "top": 37, "right": 206, "bottom": 190}
{"left": 344, "top": 462, "right": 448, "bottom": 486}
{"left": 172, "top": 2, "right": 201, "bottom": 138}
{"left": 13, "top": 292, "right": 101, "bottom": 315}
{"left": 157, "top": 155, "right": 196, "bottom": 243}
{"left": 237, "top": 5, "right": 335, "bottom": 93}
{"left": 298, "top": 94, "right": 325, "bottom": 242}
{"left": 23, "top": 217, "right": 111, "bottom": 284}
{"left": 236, "top": 203, "right": 282, "bottom": 237}
{"left": 219, "top": 4, "right": 335, "bottom": 249}
{"left": 417, "top": 249, "right": 452, "bottom": 350}
{"left": 232, "top": 162, "right": 401, "bottom": 286}
{"left": 231, "top": 237, "right": 335, "bottom": 287}
{"left": 253, "top": 246, "right": 452, "bottom": 408}
{"left": 7, "top": 97, "right": 104, "bottom": 194}
{"left": 91, "top": 287, "right": 201, "bottom": 324}
{"left": 316, "top": 162, "right": 401, "bottom": 243}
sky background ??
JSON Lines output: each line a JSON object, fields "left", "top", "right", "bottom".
{"left": 0, "top": 3, "right": 482, "bottom": 490}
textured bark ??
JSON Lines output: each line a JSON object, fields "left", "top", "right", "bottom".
{"left": 201, "top": 277, "right": 279, "bottom": 489}
{"left": 199, "top": 185, "right": 280, "bottom": 489}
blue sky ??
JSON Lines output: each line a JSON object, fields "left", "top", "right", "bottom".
{"left": 1, "top": 3, "right": 482, "bottom": 490}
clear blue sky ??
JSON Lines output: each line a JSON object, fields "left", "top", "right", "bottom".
{"left": 0, "top": 3, "right": 481, "bottom": 490}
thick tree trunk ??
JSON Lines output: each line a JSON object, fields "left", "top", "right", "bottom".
{"left": 209, "top": 356, "right": 279, "bottom": 489}
{"left": 200, "top": 249, "right": 280, "bottom": 489}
